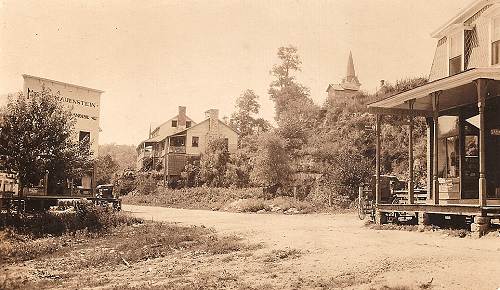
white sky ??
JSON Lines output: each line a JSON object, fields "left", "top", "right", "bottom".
{"left": 0, "top": 0, "right": 472, "bottom": 145}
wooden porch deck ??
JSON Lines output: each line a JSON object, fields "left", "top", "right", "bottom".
{"left": 377, "top": 203, "right": 500, "bottom": 216}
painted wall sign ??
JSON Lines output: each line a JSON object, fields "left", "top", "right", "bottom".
{"left": 23, "top": 74, "right": 102, "bottom": 157}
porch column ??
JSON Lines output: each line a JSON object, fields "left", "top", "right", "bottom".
{"left": 475, "top": 79, "right": 489, "bottom": 207}
{"left": 431, "top": 91, "right": 441, "bottom": 205}
{"left": 407, "top": 100, "right": 415, "bottom": 204}
{"left": 426, "top": 117, "right": 434, "bottom": 202}
{"left": 163, "top": 138, "right": 170, "bottom": 186}
{"left": 375, "top": 114, "right": 382, "bottom": 205}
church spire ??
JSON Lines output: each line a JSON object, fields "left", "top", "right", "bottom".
{"left": 346, "top": 51, "right": 356, "bottom": 78}
{"left": 339, "top": 51, "right": 361, "bottom": 90}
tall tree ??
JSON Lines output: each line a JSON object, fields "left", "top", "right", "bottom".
{"left": 0, "top": 88, "right": 93, "bottom": 195}
{"left": 229, "top": 89, "right": 270, "bottom": 138}
{"left": 268, "top": 45, "right": 319, "bottom": 153}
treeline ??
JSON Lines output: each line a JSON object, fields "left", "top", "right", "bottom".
{"left": 100, "top": 46, "right": 429, "bottom": 207}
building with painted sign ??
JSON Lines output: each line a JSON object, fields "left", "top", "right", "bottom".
{"left": 22, "top": 74, "right": 103, "bottom": 192}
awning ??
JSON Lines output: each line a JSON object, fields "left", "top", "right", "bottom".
{"left": 368, "top": 68, "right": 500, "bottom": 116}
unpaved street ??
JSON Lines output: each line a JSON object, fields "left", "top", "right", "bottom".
{"left": 125, "top": 205, "right": 500, "bottom": 290}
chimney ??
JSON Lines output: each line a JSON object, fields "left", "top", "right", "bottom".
{"left": 205, "top": 109, "right": 219, "bottom": 133}
{"left": 178, "top": 106, "right": 187, "bottom": 129}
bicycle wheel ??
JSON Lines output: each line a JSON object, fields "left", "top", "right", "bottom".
{"left": 358, "top": 198, "right": 366, "bottom": 220}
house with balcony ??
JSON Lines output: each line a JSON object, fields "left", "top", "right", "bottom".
{"left": 367, "top": 0, "right": 500, "bottom": 233}
{"left": 136, "top": 106, "right": 239, "bottom": 183}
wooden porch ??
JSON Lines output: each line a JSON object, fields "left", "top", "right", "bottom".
{"left": 368, "top": 69, "right": 500, "bottom": 225}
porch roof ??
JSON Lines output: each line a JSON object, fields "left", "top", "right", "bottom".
{"left": 367, "top": 68, "right": 500, "bottom": 116}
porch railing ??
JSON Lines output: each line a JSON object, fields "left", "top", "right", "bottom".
{"left": 167, "top": 146, "right": 186, "bottom": 154}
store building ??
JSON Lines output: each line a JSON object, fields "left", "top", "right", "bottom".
{"left": 22, "top": 74, "right": 103, "bottom": 193}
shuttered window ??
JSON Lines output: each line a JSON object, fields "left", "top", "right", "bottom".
{"left": 449, "top": 32, "right": 462, "bottom": 75}
{"left": 492, "top": 17, "right": 500, "bottom": 65}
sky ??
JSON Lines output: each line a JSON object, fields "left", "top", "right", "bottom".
{"left": 0, "top": 0, "right": 473, "bottom": 145}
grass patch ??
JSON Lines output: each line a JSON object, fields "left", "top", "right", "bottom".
{"left": 309, "top": 272, "right": 370, "bottom": 289}
{"left": 122, "top": 187, "right": 318, "bottom": 214}
{"left": 69, "top": 223, "right": 252, "bottom": 269}
{"left": 263, "top": 248, "right": 302, "bottom": 262}
{"left": 225, "top": 196, "right": 315, "bottom": 214}
{"left": 373, "top": 287, "right": 413, "bottom": 290}
{"left": 122, "top": 187, "right": 263, "bottom": 210}
{"left": 368, "top": 223, "right": 470, "bottom": 238}
{"left": 0, "top": 203, "right": 142, "bottom": 265}
{"left": 0, "top": 203, "right": 141, "bottom": 238}
{"left": 2, "top": 220, "right": 258, "bottom": 289}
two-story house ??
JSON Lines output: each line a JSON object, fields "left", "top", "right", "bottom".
{"left": 367, "top": 0, "right": 500, "bottom": 231}
{"left": 136, "top": 106, "right": 239, "bottom": 183}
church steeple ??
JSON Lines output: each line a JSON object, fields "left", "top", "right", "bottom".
{"left": 325, "top": 50, "right": 361, "bottom": 98}
{"left": 341, "top": 51, "right": 360, "bottom": 90}
{"left": 346, "top": 51, "right": 356, "bottom": 78}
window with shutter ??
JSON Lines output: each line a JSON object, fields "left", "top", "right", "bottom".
{"left": 449, "top": 32, "right": 462, "bottom": 75}
{"left": 492, "top": 17, "right": 500, "bottom": 65}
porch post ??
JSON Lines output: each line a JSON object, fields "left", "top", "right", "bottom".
{"left": 408, "top": 100, "right": 415, "bottom": 204}
{"left": 431, "top": 91, "right": 441, "bottom": 205}
{"left": 475, "top": 79, "right": 488, "bottom": 207}
{"left": 426, "top": 117, "right": 434, "bottom": 202}
{"left": 375, "top": 114, "right": 382, "bottom": 205}
{"left": 163, "top": 138, "right": 170, "bottom": 187}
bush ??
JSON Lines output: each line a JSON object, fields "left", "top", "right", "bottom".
{"left": 0, "top": 203, "right": 141, "bottom": 238}
{"left": 135, "top": 174, "right": 159, "bottom": 195}
{"left": 224, "top": 198, "right": 268, "bottom": 212}
{"left": 270, "top": 196, "right": 314, "bottom": 213}
{"left": 123, "top": 187, "right": 264, "bottom": 210}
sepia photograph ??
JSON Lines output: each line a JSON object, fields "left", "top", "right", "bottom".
{"left": 1, "top": 0, "right": 500, "bottom": 289}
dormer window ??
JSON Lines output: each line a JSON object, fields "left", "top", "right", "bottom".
{"left": 171, "top": 120, "right": 177, "bottom": 127}
{"left": 449, "top": 32, "right": 462, "bottom": 75}
{"left": 492, "top": 17, "right": 500, "bottom": 65}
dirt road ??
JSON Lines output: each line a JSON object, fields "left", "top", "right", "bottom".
{"left": 125, "top": 204, "right": 500, "bottom": 290}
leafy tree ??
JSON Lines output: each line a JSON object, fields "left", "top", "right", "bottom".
{"left": 268, "top": 45, "right": 319, "bottom": 153}
{"left": 230, "top": 89, "right": 271, "bottom": 137}
{"left": 0, "top": 88, "right": 93, "bottom": 195}
{"left": 99, "top": 143, "right": 137, "bottom": 171}
{"left": 95, "top": 154, "right": 119, "bottom": 185}
{"left": 198, "top": 138, "right": 231, "bottom": 187}
{"left": 250, "top": 133, "right": 291, "bottom": 193}
{"left": 180, "top": 156, "right": 201, "bottom": 187}
{"left": 223, "top": 150, "right": 252, "bottom": 188}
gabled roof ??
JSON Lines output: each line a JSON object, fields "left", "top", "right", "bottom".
{"left": 152, "top": 114, "right": 195, "bottom": 134}
{"left": 431, "top": 0, "right": 498, "bottom": 38}
{"left": 171, "top": 118, "right": 239, "bottom": 137}
{"left": 138, "top": 118, "right": 239, "bottom": 148}
{"left": 326, "top": 84, "right": 345, "bottom": 92}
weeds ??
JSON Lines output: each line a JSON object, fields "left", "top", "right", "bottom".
{"left": 368, "top": 223, "right": 470, "bottom": 238}
{"left": 263, "top": 248, "right": 301, "bottom": 262}
{"left": 0, "top": 203, "right": 142, "bottom": 264}
{"left": 122, "top": 187, "right": 318, "bottom": 214}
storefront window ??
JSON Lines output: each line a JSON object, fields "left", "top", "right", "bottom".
{"left": 465, "top": 135, "right": 478, "bottom": 157}
{"left": 445, "top": 136, "right": 460, "bottom": 177}
{"left": 438, "top": 116, "right": 459, "bottom": 178}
